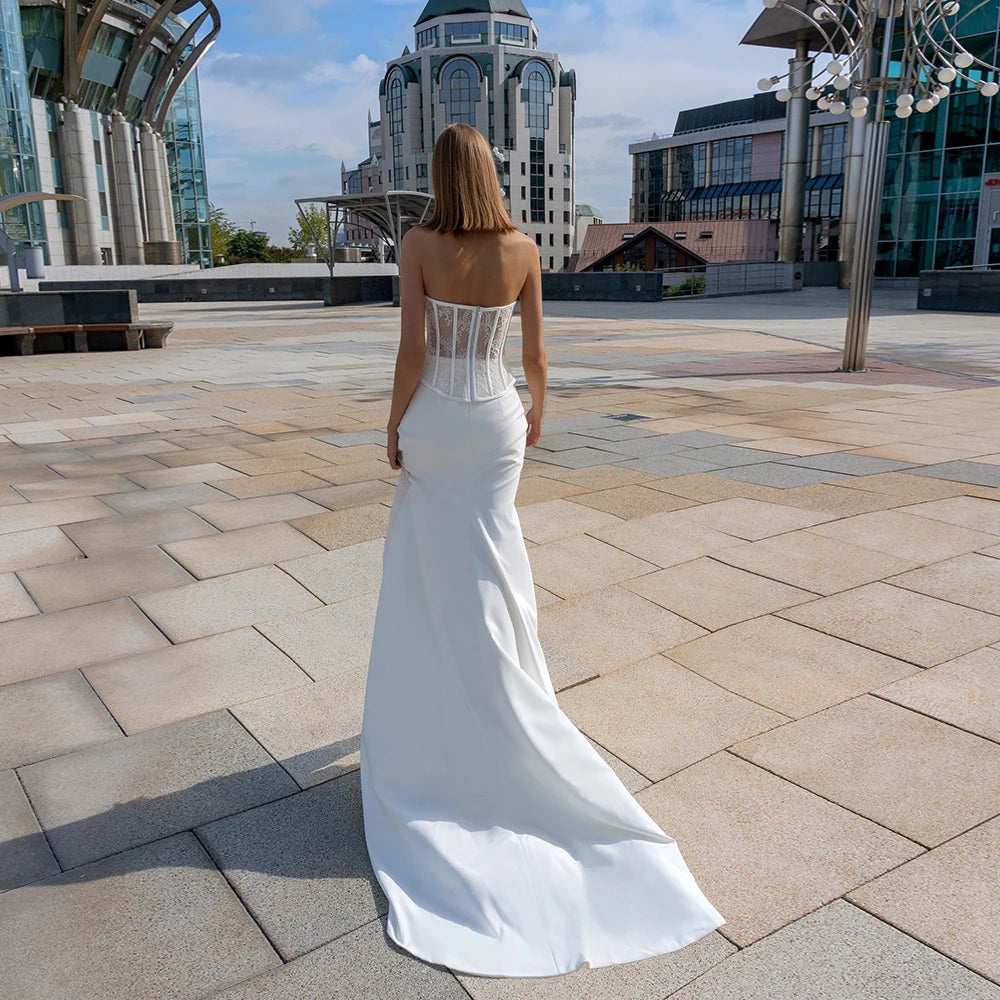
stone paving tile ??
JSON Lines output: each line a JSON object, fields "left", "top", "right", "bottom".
{"left": 513, "top": 475, "right": 589, "bottom": 505}
{"left": 780, "top": 581, "right": 1000, "bottom": 666}
{"left": 18, "top": 546, "right": 195, "bottom": 613}
{"left": 715, "top": 462, "right": 852, "bottom": 488}
{"left": 713, "top": 530, "right": 919, "bottom": 596}
{"left": 670, "top": 615, "right": 918, "bottom": 718}
{"left": 539, "top": 585, "right": 706, "bottom": 676}
{"left": 527, "top": 534, "right": 659, "bottom": 598}
{"left": 291, "top": 503, "right": 392, "bottom": 549}
{"left": 684, "top": 444, "right": 801, "bottom": 468}
{"left": 910, "top": 460, "right": 1000, "bottom": 487}
{"left": 847, "top": 815, "right": 1000, "bottom": 985}
{"left": 635, "top": 753, "right": 921, "bottom": 948}
{"left": 152, "top": 445, "right": 257, "bottom": 468}
{"left": 874, "top": 646, "right": 1000, "bottom": 742}
{"left": 310, "top": 459, "right": 399, "bottom": 486}
{"left": 18, "top": 711, "right": 298, "bottom": 869}
{"left": 588, "top": 510, "right": 742, "bottom": 569}
{"left": 49, "top": 455, "right": 165, "bottom": 478}
{"left": 11, "top": 473, "right": 141, "bottom": 502}
{"left": 516, "top": 498, "right": 623, "bottom": 544}
{"left": 896, "top": 495, "right": 1000, "bottom": 534}
{"left": 0, "top": 495, "right": 113, "bottom": 534}
{"left": 211, "top": 469, "right": 330, "bottom": 499}
{"left": 300, "top": 478, "right": 397, "bottom": 511}
{"left": 565, "top": 484, "right": 697, "bottom": 519}
{"left": 664, "top": 497, "right": 831, "bottom": 539}
{"left": 0, "top": 597, "right": 169, "bottom": 685}
{"left": 806, "top": 508, "right": 999, "bottom": 563}
{"left": 0, "top": 671, "right": 121, "bottom": 769}
{"left": 834, "top": 470, "right": 968, "bottom": 501}
{"left": 125, "top": 461, "right": 248, "bottom": 489}
{"left": 785, "top": 452, "right": 919, "bottom": 475}
{"left": 134, "top": 565, "right": 323, "bottom": 642}
{"left": 0, "top": 832, "right": 282, "bottom": 1000}
{"left": 886, "top": 552, "right": 1000, "bottom": 614}
{"left": 197, "top": 770, "right": 387, "bottom": 961}
{"left": 220, "top": 455, "right": 334, "bottom": 476}
{"left": 624, "top": 558, "right": 815, "bottom": 631}
{"left": 188, "top": 493, "right": 329, "bottom": 531}
{"left": 533, "top": 431, "right": 609, "bottom": 452}
{"left": 212, "top": 916, "right": 469, "bottom": 1000}
{"left": 730, "top": 695, "right": 1000, "bottom": 847}
{"left": 617, "top": 454, "right": 723, "bottom": 478}
{"left": 733, "top": 435, "right": 846, "bottom": 456}
{"left": 527, "top": 446, "right": 628, "bottom": 469}
{"left": 525, "top": 464, "right": 658, "bottom": 490}
{"left": 62, "top": 507, "right": 218, "bottom": 556}
{"left": 257, "top": 593, "right": 378, "bottom": 680}
{"left": 558, "top": 657, "right": 787, "bottom": 780}
{"left": 316, "top": 429, "right": 387, "bottom": 447}
{"left": 277, "top": 538, "right": 383, "bottom": 605}
{"left": 86, "top": 628, "right": 311, "bottom": 734}
{"left": 0, "top": 768, "right": 59, "bottom": 891}
{"left": 100, "top": 481, "right": 231, "bottom": 515}
{"left": 0, "top": 571, "right": 37, "bottom": 621}
{"left": 163, "top": 522, "right": 324, "bottom": 579}
{"left": 668, "top": 899, "right": 1000, "bottom": 999}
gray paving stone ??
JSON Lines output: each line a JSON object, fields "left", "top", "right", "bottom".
{"left": 211, "top": 916, "right": 469, "bottom": 1000}
{"left": 576, "top": 435, "right": 692, "bottom": 459}
{"left": 0, "top": 671, "right": 121, "bottom": 769}
{"left": 533, "top": 431, "right": 609, "bottom": 452}
{"left": 786, "top": 453, "right": 919, "bottom": 476}
{"left": 197, "top": 770, "right": 387, "bottom": 960}
{"left": 715, "top": 463, "right": 852, "bottom": 488}
{"left": 61, "top": 507, "right": 218, "bottom": 556}
{"left": 658, "top": 431, "right": 747, "bottom": 448}
{"left": 618, "top": 454, "right": 722, "bottom": 478}
{"left": 668, "top": 899, "right": 1000, "bottom": 1000}
{"left": 0, "top": 832, "right": 282, "bottom": 1000}
{"left": 18, "top": 710, "right": 298, "bottom": 869}
{"left": 526, "top": 447, "right": 624, "bottom": 468}
{"left": 685, "top": 445, "right": 800, "bottom": 467}
{"left": 909, "top": 461, "right": 1000, "bottom": 487}
{"left": 570, "top": 424, "right": 661, "bottom": 441}
{"left": 315, "top": 429, "right": 387, "bottom": 447}
{"left": 540, "top": 414, "right": 622, "bottom": 433}
{"left": 0, "top": 768, "right": 59, "bottom": 891}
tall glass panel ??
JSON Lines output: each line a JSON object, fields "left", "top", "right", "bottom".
{"left": 524, "top": 61, "right": 551, "bottom": 225}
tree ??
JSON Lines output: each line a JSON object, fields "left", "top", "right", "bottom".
{"left": 267, "top": 245, "right": 297, "bottom": 263}
{"left": 288, "top": 205, "right": 330, "bottom": 257}
{"left": 209, "top": 203, "right": 236, "bottom": 263}
{"left": 226, "top": 228, "right": 271, "bottom": 263}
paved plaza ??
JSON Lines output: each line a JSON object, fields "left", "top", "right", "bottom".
{"left": 1, "top": 287, "right": 999, "bottom": 999}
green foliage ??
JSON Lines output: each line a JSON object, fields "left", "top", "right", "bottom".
{"left": 209, "top": 203, "right": 236, "bottom": 263}
{"left": 612, "top": 262, "right": 643, "bottom": 272}
{"left": 226, "top": 228, "right": 271, "bottom": 263}
{"left": 288, "top": 206, "right": 330, "bottom": 257}
{"left": 663, "top": 275, "right": 706, "bottom": 298}
{"left": 267, "top": 245, "right": 297, "bottom": 263}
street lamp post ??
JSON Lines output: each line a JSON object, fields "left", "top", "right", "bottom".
{"left": 752, "top": 0, "right": 1000, "bottom": 371}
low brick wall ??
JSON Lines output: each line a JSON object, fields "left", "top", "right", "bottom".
{"left": 917, "top": 270, "right": 1000, "bottom": 313}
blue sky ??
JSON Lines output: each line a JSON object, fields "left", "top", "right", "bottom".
{"left": 198, "top": 0, "right": 778, "bottom": 244}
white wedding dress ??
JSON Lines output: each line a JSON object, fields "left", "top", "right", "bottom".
{"left": 360, "top": 294, "right": 725, "bottom": 977}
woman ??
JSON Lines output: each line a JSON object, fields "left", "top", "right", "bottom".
{"left": 360, "top": 122, "right": 725, "bottom": 978}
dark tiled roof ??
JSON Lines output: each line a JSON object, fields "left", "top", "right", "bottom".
{"left": 416, "top": 0, "right": 531, "bottom": 26}
{"left": 576, "top": 223, "right": 702, "bottom": 272}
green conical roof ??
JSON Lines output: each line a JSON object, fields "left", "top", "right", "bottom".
{"left": 416, "top": 1, "right": 531, "bottom": 26}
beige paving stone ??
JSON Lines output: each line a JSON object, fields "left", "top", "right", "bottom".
{"left": 625, "top": 558, "right": 815, "bottom": 630}
{"left": 854, "top": 441, "right": 986, "bottom": 464}
{"left": 528, "top": 533, "right": 658, "bottom": 598}
{"left": 0, "top": 572, "right": 37, "bottom": 622}
{"left": 847, "top": 815, "right": 1000, "bottom": 984}
{"left": 539, "top": 585, "right": 706, "bottom": 676}
{"left": 0, "top": 525, "right": 82, "bottom": 572}
{"left": 163, "top": 522, "right": 324, "bottom": 578}
{"left": 780, "top": 582, "right": 1000, "bottom": 667}
{"left": 0, "top": 496, "right": 113, "bottom": 535}
{"left": 220, "top": 455, "right": 333, "bottom": 476}
{"left": 668, "top": 497, "right": 832, "bottom": 539}
{"left": 670, "top": 615, "right": 919, "bottom": 718}
{"left": 18, "top": 547, "right": 194, "bottom": 613}
{"left": 887, "top": 553, "right": 1000, "bottom": 614}
{"left": 49, "top": 455, "right": 165, "bottom": 478}
{"left": 565, "top": 484, "right": 697, "bottom": 519}
{"left": 300, "top": 478, "right": 397, "bottom": 511}
{"left": 528, "top": 464, "right": 658, "bottom": 490}
{"left": 278, "top": 538, "right": 383, "bottom": 604}
{"left": 291, "top": 504, "right": 393, "bottom": 550}
{"left": 152, "top": 445, "right": 256, "bottom": 468}
{"left": 134, "top": 566, "right": 323, "bottom": 642}
{"left": 0, "top": 598, "right": 169, "bottom": 684}
{"left": 257, "top": 593, "right": 378, "bottom": 680}
{"left": 645, "top": 472, "right": 791, "bottom": 504}
{"left": 513, "top": 475, "right": 589, "bottom": 505}
{"left": 635, "top": 752, "right": 922, "bottom": 947}
{"left": 874, "top": 646, "right": 1000, "bottom": 742}
{"left": 731, "top": 695, "right": 1000, "bottom": 847}
{"left": 897, "top": 495, "right": 1000, "bottom": 534}
{"left": 807, "top": 508, "right": 999, "bottom": 563}
{"left": 588, "top": 510, "right": 743, "bottom": 569}
{"left": 515, "top": 498, "right": 623, "bottom": 544}
{"left": 309, "top": 459, "right": 397, "bottom": 486}
{"left": 86, "top": 628, "right": 310, "bottom": 734}
{"left": 836, "top": 471, "right": 967, "bottom": 501}
{"left": 189, "top": 493, "right": 328, "bottom": 531}
{"left": 714, "top": 530, "right": 919, "bottom": 596}
{"left": 210, "top": 470, "right": 330, "bottom": 499}
{"left": 0, "top": 465, "right": 63, "bottom": 488}
{"left": 62, "top": 508, "right": 217, "bottom": 556}
{"left": 99, "top": 481, "right": 230, "bottom": 515}
{"left": 735, "top": 436, "right": 846, "bottom": 456}
{"left": 11, "top": 474, "right": 142, "bottom": 502}
{"left": 764, "top": 482, "right": 898, "bottom": 516}
{"left": 125, "top": 462, "right": 249, "bottom": 489}
{"left": 558, "top": 656, "right": 787, "bottom": 780}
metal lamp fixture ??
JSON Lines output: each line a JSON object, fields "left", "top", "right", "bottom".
{"left": 754, "top": 0, "right": 1000, "bottom": 371}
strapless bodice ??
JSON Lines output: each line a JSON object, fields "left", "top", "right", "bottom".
{"left": 420, "top": 295, "right": 517, "bottom": 402}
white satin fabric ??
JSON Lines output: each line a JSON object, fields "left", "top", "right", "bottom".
{"left": 360, "top": 298, "right": 725, "bottom": 977}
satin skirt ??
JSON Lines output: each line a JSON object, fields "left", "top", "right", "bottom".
{"left": 360, "top": 379, "right": 726, "bottom": 977}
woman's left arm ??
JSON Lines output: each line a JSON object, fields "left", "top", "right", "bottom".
{"left": 386, "top": 229, "right": 427, "bottom": 469}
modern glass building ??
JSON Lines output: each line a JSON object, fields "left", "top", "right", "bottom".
{"left": 2, "top": 0, "right": 219, "bottom": 267}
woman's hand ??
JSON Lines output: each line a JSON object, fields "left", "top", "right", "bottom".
{"left": 387, "top": 425, "right": 403, "bottom": 470}
{"left": 525, "top": 406, "right": 543, "bottom": 449}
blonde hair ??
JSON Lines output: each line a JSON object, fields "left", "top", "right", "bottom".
{"left": 424, "top": 123, "right": 518, "bottom": 234}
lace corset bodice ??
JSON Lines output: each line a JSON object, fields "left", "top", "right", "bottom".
{"left": 420, "top": 296, "right": 517, "bottom": 402}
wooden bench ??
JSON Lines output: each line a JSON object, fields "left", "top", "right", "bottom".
{"left": 81, "top": 323, "right": 144, "bottom": 351}
{"left": 0, "top": 320, "right": 174, "bottom": 355}
{"left": 0, "top": 326, "right": 35, "bottom": 355}
{"left": 29, "top": 324, "right": 88, "bottom": 352}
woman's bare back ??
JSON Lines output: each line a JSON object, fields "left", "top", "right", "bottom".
{"left": 409, "top": 228, "right": 538, "bottom": 308}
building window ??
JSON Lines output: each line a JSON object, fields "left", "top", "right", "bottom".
{"left": 521, "top": 161, "right": 526, "bottom": 174}
{"left": 817, "top": 124, "right": 847, "bottom": 175}
{"left": 416, "top": 25, "right": 439, "bottom": 48}
{"left": 496, "top": 22, "right": 530, "bottom": 44}
{"left": 563, "top": 211, "right": 570, "bottom": 223}
{"left": 387, "top": 71, "right": 405, "bottom": 192}
{"left": 416, "top": 163, "right": 427, "bottom": 177}
{"left": 523, "top": 61, "right": 553, "bottom": 224}
{"left": 522, "top": 210, "right": 527, "bottom": 222}
{"left": 548, "top": 210, "right": 553, "bottom": 223}
{"left": 564, "top": 233, "right": 570, "bottom": 245}
{"left": 535, "top": 232, "right": 542, "bottom": 245}
{"left": 440, "top": 59, "right": 481, "bottom": 126}
{"left": 713, "top": 136, "right": 752, "bottom": 184}
{"left": 563, "top": 187, "right": 570, "bottom": 201}
{"left": 549, "top": 233, "right": 554, "bottom": 245}
{"left": 563, "top": 164, "right": 570, "bottom": 176}
{"left": 444, "top": 20, "right": 487, "bottom": 43}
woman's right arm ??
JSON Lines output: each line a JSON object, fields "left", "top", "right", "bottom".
{"left": 518, "top": 247, "right": 547, "bottom": 449}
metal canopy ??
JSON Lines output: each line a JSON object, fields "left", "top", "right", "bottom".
{"left": 294, "top": 191, "right": 435, "bottom": 274}
{"left": 741, "top": 0, "right": 828, "bottom": 51}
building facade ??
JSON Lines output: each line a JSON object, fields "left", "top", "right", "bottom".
{"left": 342, "top": 0, "right": 576, "bottom": 271}
{"left": 1, "top": 0, "right": 219, "bottom": 268}
{"left": 630, "top": 94, "right": 846, "bottom": 263}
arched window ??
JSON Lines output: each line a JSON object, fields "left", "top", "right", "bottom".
{"left": 387, "top": 70, "right": 405, "bottom": 187}
{"left": 521, "top": 61, "right": 553, "bottom": 223}
{"left": 440, "top": 59, "right": 481, "bottom": 126}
